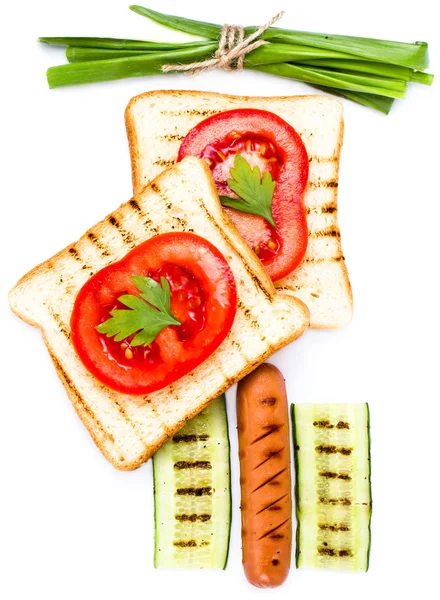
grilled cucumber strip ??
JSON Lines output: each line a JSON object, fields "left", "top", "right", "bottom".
{"left": 153, "top": 395, "right": 231, "bottom": 568}
{"left": 292, "top": 403, "right": 371, "bottom": 571}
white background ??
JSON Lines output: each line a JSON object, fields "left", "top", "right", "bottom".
{"left": 1, "top": 1, "right": 439, "bottom": 598}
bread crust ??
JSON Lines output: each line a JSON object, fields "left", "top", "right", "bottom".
{"left": 125, "top": 90, "right": 353, "bottom": 329}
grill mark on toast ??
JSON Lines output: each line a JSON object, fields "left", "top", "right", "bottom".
{"left": 49, "top": 354, "right": 115, "bottom": 445}
{"left": 255, "top": 494, "right": 288, "bottom": 516}
{"left": 251, "top": 468, "right": 287, "bottom": 493}
{"left": 87, "top": 231, "right": 111, "bottom": 256}
{"left": 107, "top": 216, "right": 136, "bottom": 247}
{"left": 309, "top": 227, "right": 340, "bottom": 238}
{"left": 257, "top": 518, "right": 290, "bottom": 541}
{"left": 308, "top": 155, "right": 337, "bottom": 164}
{"left": 251, "top": 424, "right": 282, "bottom": 445}
{"left": 154, "top": 158, "right": 176, "bottom": 167}
{"left": 238, "top": 305, "right": 268, "bottom": 345}
{"left": 160, "top": 109, "right": 218, "bottom": 117}
{"left": 215, "top": 363, "right": 236, "bottom": 391}
{"left": 302, "top": 254, "right": 345, "bottom": 264}
{"left": 128, "top": 199, "right": 145, "bottom": 216}
{"left": 193, "top": 198, "right": 272, "bottom": 301}
{"left": 230, "top": 339, "right": 249, "bottom": 361}
{"left": 159, "top": 134, "right": 186, "bottom": 141}
{"left": 111, "top": 398, "right": 149, "bottom": 451}
{"left": 46, "top": 307, "right": 70, "bottom": 340}
{"left": 305, "top": 202, "right": 337, "bottom": 215}
{"left": 68, "top": 246, "right": 82, "bottom": 261}
{"left": 308, "top": 179, "right": 338, "bottom": 190}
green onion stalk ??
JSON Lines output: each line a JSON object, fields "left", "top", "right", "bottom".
{"left": 39, "top": 5, "right": 433, "bottom": 114}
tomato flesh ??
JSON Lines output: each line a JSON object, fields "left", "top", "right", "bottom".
{"left": 178, "top": 109, "right": 309, "bottom": 282}
{"left": 71, "top": 233, "right": 237, "bottom": 395}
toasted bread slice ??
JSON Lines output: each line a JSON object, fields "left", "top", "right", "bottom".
{"left": 126, "top": 90, "right": 353, "bottom": 329}
{"left": 9, "top": 157, "right": 309, "bottom": 471}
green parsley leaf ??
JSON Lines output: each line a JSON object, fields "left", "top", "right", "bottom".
{"left": 219, "top": 154, "right": 276, "bottom": 227}
{"left": 95, "top": 276, "right": 180, "bottom": 347}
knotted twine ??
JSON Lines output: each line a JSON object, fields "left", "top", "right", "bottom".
{"left": 162, "top": 11, "right": 284, "bottom": 75}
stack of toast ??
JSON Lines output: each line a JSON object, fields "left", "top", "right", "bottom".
{"left": 9, "top": 91, "right": 352, "bottom": 470}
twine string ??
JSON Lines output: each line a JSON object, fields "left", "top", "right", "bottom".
{"left": 162, "top": 11, "right": 284, "bottom": 75}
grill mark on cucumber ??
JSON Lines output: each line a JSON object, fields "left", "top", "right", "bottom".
{"left": 253, "top": 448, "right": 284, "bottom": 470}
{"left": 319, "top": 497, "right": 352, "bottom": 506}
{"left": 257, "top": 518, "right": 290, "bottom": 541}
{"left": 251, "top": 468, "right": 288, "bottom": 493}
{"left": 315, "top": 445, "right": 352, "bottom": 455}
{"left": 251, "top": 424, "right": 282, "bottom": 445}
{"left": 174, "top": 461, "right": 212, "bottom": 469}
{"left": 313, "top": 420, "right": 350, "bottom": 429}
{"left": 318, "top": 523, "right": 350, "bottom": 532}
{"left": 175, "top": 514, "right": 211, "bottom": 522}
{"left": 176, "top": 487, "right": 212, "bottom": 496}
{"left": 318, "top": 547, "right": 353, "bottom": 557}
{"left": 172, "top": 434, "right": 209, "bottom": 443}
{"left": 173, "top": 540, "right": 198, "bottom": 548}
{"left": 319, "top": 471, "right": 352, "bottom": 481}
{"left": 255, "top": 494, "right": 288, "bottom": 516}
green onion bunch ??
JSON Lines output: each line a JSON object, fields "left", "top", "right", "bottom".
{"left": 39, "top": 5, "right": 433, "bottom": 114}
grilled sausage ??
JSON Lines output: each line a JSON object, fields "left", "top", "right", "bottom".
{"left": 237, "top": 363, "right": 292, "bottom": 588}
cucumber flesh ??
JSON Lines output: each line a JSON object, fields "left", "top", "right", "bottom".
{"left": 292, "top": 403, "right": 371, "bottom": 571}
{"left": 153, "top": 395, "right": 231, "bottom": 568}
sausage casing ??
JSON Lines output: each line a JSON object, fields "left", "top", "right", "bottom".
{"left": 237, "top": 363, "right": 292, "bottom": 587}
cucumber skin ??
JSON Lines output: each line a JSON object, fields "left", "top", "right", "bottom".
{"left": 366, "top": 403, "right": 372, "bottom": 572}
{"left": 291, "top": 403, "right": 372, "bottom": 571}
{"left": 221, "top": 396, "right": 232, "bottom": 570}
{"left": 290, "top": 403, "right": 301, "bottom": 568}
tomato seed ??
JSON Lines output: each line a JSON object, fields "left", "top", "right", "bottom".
{"left": 254, "top": 245, "right": 261, "bottom": 256}
{"left": 267, "top": 239, "right": 277, "bottom": 251}
{"left": 125, "top": 348, "right": 134, "bottom": 360}
{"left": 188, "top": 297, "right": 201, "bottom": 309}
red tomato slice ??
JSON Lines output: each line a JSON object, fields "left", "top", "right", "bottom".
{"left": 177, "top": 109, "right": 309, "bottom": 282}
{"left": 71, "top": 233, "right": 237, "bottom": 395}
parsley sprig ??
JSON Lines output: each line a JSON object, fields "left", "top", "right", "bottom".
{"left": 220, "top": 154, "right": 276, "bottom": 227}
{"left": 96, "top": 276, "right": 180, "bottom": 346}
